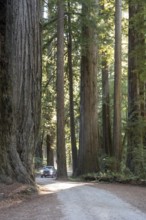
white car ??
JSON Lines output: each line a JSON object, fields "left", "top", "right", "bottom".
{"left": 40, "top": 166, "right": 57, "bottom": 178}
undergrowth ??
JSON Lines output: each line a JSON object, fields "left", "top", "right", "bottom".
{"left": 72, "top": 171, "right": 146, "bottom": 186}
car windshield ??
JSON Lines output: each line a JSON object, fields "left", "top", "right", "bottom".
{"left": 44, "top": 166, "right": 54, "bottom": 170}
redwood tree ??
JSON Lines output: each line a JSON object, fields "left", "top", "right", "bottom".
{"left": 0, "top": 0, "right": 42, "bottom": 183}
{"left": 126, "top": 1, "right": 146, "bottom": 174}
{"left": 76, "top": 0, "right": 99, "bottom": 175}
{"left": 67, "top": 0, "right": 78, "bottom": 176}
{"left": 102, "top": 54, "right": 113, "bottom": 157}
{"left": 56, "top": 0, "right": 67, "bottom": 178}
{"left": 113, "top": 0, "right": 122, "bottom": 171}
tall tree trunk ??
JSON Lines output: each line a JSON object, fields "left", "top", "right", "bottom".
{"left": 67, "top": 0, "right": 78, "bottom": 176}
{"left": 76, "top": 1, "right": 99, "bottom": 175}
{"left": 56, "top": 0, "right": 67, "bottom": 178}
{"left": 127, "top": 1, "right": 145, "bottom": 174}
{"left": 46, "top": 134, "right": 54, "bottom": 165}
{"left": 113, "top": 0, "right": 122, "bottom": 171}
{"left": 0, "top": 0, "right": 42, "bottom": 183}
{"left": 102, "top": 54, "right": 113, "bottom": 157}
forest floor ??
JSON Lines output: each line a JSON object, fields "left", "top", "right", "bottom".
{"left": 0, "top": 177, "right": 146, "bottom": 219}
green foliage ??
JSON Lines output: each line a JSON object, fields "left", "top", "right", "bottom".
{"left": 40, "top": 0, "right": 146, "bottom": 178}
{"left": 81, "top": 170, "right": 146, "bottom": 185}
{"left": 99, "top": 156, "right": 116, "bottom": 172}
{"left": 41, "top": 0, "right": 82, "bottom": 168}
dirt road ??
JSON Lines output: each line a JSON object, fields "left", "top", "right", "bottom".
{"left": 0, "top": 177, "right": 146, "bottom": 220}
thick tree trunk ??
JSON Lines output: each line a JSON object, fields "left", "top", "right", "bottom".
{"left": 46, "top": 134, "right": 54, "bottom": 166}
{"left": 67, "top": 0, "right": 78, "bottom": 176}
{"left": 127, "top": 2, "right": 145, "bottom": 174}
{"left": 56, "top": 0, "right": 67, "bottom": 178}
{"left": 76, "top": 1, "right": 99, "bottom": 175}
{"left": 113, "top": 0, "right": 122, "bottom": 171}
{"left": 102, "top": 55, "right": 113, "bottom": 157}
{"left": 0, "top": 0, "right": 42, "bottom": 183}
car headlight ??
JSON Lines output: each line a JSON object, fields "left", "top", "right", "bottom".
{"left": 40, "top": 169, "right": 44, "bottom": 174}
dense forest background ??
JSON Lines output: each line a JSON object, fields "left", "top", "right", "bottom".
{"left": 0, "top": 0, "right": 146, "bottom": 184}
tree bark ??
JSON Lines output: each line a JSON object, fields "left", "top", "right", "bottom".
{"left": 0, "top": 0, "right": 42, "bottom": 183}
{"left": 102, "top": 55, "right": 113, "bottom": 157}
{"left": 126, "top": 1, "right": 145, "bottom": 174}
{"left": 76, "top": 1, "right": 99, "bottom": 175}
{"left": 113, "top": 0, "right": 122, "bottom": 171}
{"left": 67, "top": 0, "right": 78, "bottom": 176}
{"left": 56, "top": 0, "right": 67, "bottom": 178}
{"left": 46, "top": 134, "right": 54, "bottom": 165}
